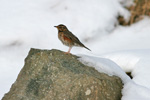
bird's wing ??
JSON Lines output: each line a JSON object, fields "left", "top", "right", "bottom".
{"left": 63, "top": 31, "right": 82, "bottom": 44}
{"left": 63, "top": 30, "right": 91, "bottom": 51}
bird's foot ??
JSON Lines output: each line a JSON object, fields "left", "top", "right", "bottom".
{"left": 64, "top": 52, "right": 71, "bottom": 55}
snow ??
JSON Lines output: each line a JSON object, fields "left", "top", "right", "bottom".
{"left": 90, "top": 17, "right": 150, "bottom": 54}
{"left": 122, "top": 81, "right": 150, "bottom": 100}
{"left": 1, "top": 0, "right": 150, "bottom": 99}
{"left": 102, "top": 50, "right": 150, "bottom": 89}
{"left": 78, "top": 55, "right": 131, "bottom": 84}
{"left": 79, "top": 49, "right": 150, "bottom": 100}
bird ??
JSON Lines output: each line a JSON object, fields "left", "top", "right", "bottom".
{"left": 54, "top": 24, "right": 91, "bottom": 54}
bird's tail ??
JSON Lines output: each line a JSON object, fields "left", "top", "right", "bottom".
{"left": 77, "top": 41, "right": 91, "bottom": 51}
{"left": 83, "top": 45, "right": 91, "bottom": 51}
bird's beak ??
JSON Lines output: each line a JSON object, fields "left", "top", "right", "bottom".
{"left": 54, "top": 26, "right": 57, "bottom": 28}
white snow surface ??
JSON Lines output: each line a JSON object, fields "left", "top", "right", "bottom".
{"left": 1, "top": 0, "right": 150, "bottom": 99}
{"left": 102, "top": 50, "right": 150, "bottom": 89}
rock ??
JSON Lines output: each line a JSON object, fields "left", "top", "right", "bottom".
{"left": 2, "top": 48, "right": 123, "bottom": 100}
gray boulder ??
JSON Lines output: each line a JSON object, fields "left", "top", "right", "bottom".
{"left": 2, "top": 48, "right": 123, "bottom": 100}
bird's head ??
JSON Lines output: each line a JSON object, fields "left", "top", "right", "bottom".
{"left": 54, "top": 24, "right": 68, "bottom": 32}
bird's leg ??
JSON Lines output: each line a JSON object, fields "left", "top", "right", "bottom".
{"left": 68, "top": 46, "right": 72, "bottom": 53}
{"left": 65, "top": 46, "right": 72, "bottom": 54}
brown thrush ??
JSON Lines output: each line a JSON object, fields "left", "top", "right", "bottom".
{"left": 54, "top": 24, "right": 91, "bottom": 54}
